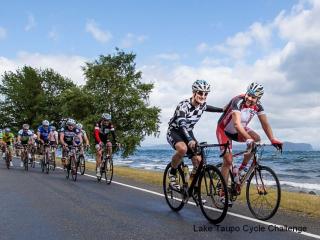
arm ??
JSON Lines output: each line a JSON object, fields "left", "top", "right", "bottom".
{"left": 258, "top": 114, "right": 277, "bottom": 141}
{"left": 60, "top": 132, "right": 66, "bottom": 146}
{"left": 205, "top": 105, "right": 224, "bottom": 113}
{"left": 94, "top": 126, "right": 101, "bottom": 144}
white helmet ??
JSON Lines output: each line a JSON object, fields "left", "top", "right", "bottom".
{"left": 66, "top": 118, "right": 76, "bottom": 126}
{"left": 192, "top": 80, "right": 211, "bottom": 92}
{"left": 76, "top": 123, "right": 83, "bottom": 129}
{"left": 102, "top": 113, "right": 111, "bottom": 121}
{"left": 42, "top": 120, "right": 49, "bottom": 126}
{"left": 247, "top": 82, "right": 264, "bottom": 98}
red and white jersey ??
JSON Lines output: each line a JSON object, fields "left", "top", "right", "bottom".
{"left": 218, "top": 94, "right": 265, "bottom": 134}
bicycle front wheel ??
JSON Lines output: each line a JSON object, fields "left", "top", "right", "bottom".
{"left": 104, "top": 157, "right": 113, "bottom": 184}
{"left": 5, "top": 153, "right": 10, "bottom": 169}
{"left": 246, "top": 165, "right": 281, "bottom": 220}
{"left": 24, "top": 153, "right": 28, "bottom": 171}
{"left": 71, "top": 156, "right": 78, "bottom": 181}
{"left": 163, "top": 163, "right": 185, "bottom": 212}
{"left": 79, "top": 156, "right": 85, "bottom": 175}
{"left": 198, "top": 165, "right": 228, "bottom": 224}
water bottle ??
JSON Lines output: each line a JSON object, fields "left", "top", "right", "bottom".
{"left": 233, "top": 165, "right": 240, "bottom": 184}
{"left": 183, "top": 164, "right": 189, "bottom": 183}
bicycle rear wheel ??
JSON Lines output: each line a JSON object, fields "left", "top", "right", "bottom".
{"left": 71, "top": 156, "right": 78, "bottom": 181}
{"left": 41, "top": 158, "right": 45, "bottom": 172}
{"left": 246, "top": 165, "right": 281, "bottom": 220}
{"left": 79, "top": 156, "right": 85, "bottom": 175}
{"left": 104, "top": 157, "right": 113, "bottom": 184}
{"left": 198, "top": 165, "right": 228, "bottom": 224}
{"left": 45, "top": 153, "right": 50, "bottom": 174}
{"left": 163, "top": 163, "right": 185, "bottom": 212}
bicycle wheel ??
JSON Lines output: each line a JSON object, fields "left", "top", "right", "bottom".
{"left": 198, "top": 165, "right": 228, "bottom": 224}
{"left": 246, "top": 165, "right": 281, "bottom": 220}
{"left": 104, "top": 156, "right": 113, "bottom": 184}
{"left": 41, "top": 158, "right": 45, "bottom": 172}
{"left": 79, "top": 156, "right": 85, "bottom": 175}
{"left": 51, "top": 151, "right": 56, "bottom": 171}
{"left": 24, "top": 152, "right": 28, "bottom": 171}
{"left": 45, "top": 153, "right": 50, "bottom": 174}
{"left": 71, "top": 156, "right": 78, "bottom": 181}
{"left": 5, "top": 152, "right": 10, "bottom": 169}
{"left": 163, "top": 163, "right": 185, "bottom": 211}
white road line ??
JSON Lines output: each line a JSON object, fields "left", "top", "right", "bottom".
{"left": 55, "top": 166, "right": 320, "bottom": 239}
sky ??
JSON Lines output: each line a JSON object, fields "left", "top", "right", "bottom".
{"left": 0, "top": 0, "right": 319, "bottom": 149}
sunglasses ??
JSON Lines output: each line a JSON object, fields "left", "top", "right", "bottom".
{"left": 196, "top": 91, "right": 208, "bottom": 97}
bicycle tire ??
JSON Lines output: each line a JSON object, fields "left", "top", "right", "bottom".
{"left": 246, "top": 165, "right": 281, "bottom": 220}
{"left": 198, "top": 165, "right": 228, "bottom": 224}
{"left": 45, "top": 153, "right": 50, "bottom": 174}
{"left": 51, "top": 151, "right": 56, "bottom": 171}
{"left": 41, "top": 158, "right": 45, "bottom": 172}
{"left": 71, "top": 156, "right": 78, "bottom": 181}
{"left": 5, "top": 152, "right": 10, "bottom": 169}
{"left": 104, "top": 156, "right": 113, "bottom": 184}
{"left": 66, "top": 162, "right": 70, "bottom": 179}
{"left": 79, "top": 156, "right": 85, "bottom": 175}
{"left": 24, "top": 152, "right": 28, "bottom": 171}
{"left": 163, "top": 163, "right": 185, "bottom": 212}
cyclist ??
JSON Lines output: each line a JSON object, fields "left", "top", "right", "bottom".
{"left": 94, "top": 113, "right": 117, "bottom": 178}
{"left": 17, "top": 124, "right": 34, "bottom": 167}
{"left": 217, "top": 82, "right": 283, "bottom": 188}
{"left": 0, "top": 129, "right": 3, "bottom": 160}
{"left": 37, "top": 120, "right": 51, "bottom": 154}
{"left": 48, "top": 126, "right": 59, "bottom": 146}
{"left": 2, "top": 128, "right": 15, "bottom": 166}
{"left": 76, "top": 123, "right": 90, "bottom": 155}
{"left": 60, "top": 118, "right": 82, "bottom": 168}
{"left": 167, "top": 80, "right": 224, "bottom": 189}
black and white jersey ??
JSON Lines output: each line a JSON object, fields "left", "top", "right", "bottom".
{"left": 168, "top": 98, "right": 208, "bottom": 131}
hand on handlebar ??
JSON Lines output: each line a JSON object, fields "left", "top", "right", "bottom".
{"left": 188, "top": 140, "right": 197, "bottom": 152}
{"left": 271, "top": 138, "right": 283, "bottom": 152}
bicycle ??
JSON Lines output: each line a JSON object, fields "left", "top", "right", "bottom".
{"left": 163, "top": 142, "right": 229, "bottom": 224}
{"left": 2, "top": 144, "right": 11, "bottom": 169}
{"left": 40, "top": 142, "right": 50, "bottom": 174}
{"left": 76, "top": 145, "right": 86, "bottom": 176}
{"left": 17, "top": 143, "right": 31, "bottom": 171}
{"left": 216, "top": 142, "right": 281, "bottom": 220}
{"left": 97, "top": 143, "right": 115, "bottom": 184}
{"left": 50, "top": 143, "right": 57, "bottom": 171}
{"left": 64, "top": 145, "right": 79, "bottom": 181}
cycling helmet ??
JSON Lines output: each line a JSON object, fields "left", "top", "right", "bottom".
{"left": 76, "top": 123, "right": 83, "bottom": 129}
{"left": 42, "top": 120, "right": 49, "bottom": 126}
{"left": 51, "top": 126, "right": 56, "bottom": 131}
{"left": 5, "top": 128, "right": 10, "bottom": 133}
{"left": 23, "top": 124, "right": 30, "bottom": 130}
{"left": 246, "top": 82, "right": 264, "bottom": 98}
{"left": 102, "top": 113, "right": 112, "bottom": 121}
{"left": 192, "top": 80, "right": 211, "bottom": 92}
{"left": 66, "top": 118, "right": 76, "bottom": 126}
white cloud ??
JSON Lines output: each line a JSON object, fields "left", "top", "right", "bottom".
{"left": 143, "top": 0, "right": 320, "bottom": 148}
{"left": 120, "top": 33, "right": 147, "bottom": 48}
{"left": 0, "top": 27, "right": 7, "bottom": 40}
{"left": 0, "top": 52, "right": 88, "bottom": 86}
{"left": 85, "top": 19, "right": 112, "bottom": 43}
{"left": 156, "top": 53, "right": 180, "bottom": 61}
{"left": 25, "top": 13, "right": 36, "bottom": 32}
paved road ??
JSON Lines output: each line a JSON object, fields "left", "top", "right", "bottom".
{"left": 0, "top": 158, "right": 318, "bottom": 240}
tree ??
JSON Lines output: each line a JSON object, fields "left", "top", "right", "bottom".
{"left": 83, "top": 49, "right": 161, "bottom": 156}
{"left": 0, "top": 66, "right": 75, "bottom": 131}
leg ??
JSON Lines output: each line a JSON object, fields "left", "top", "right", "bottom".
{"left": 170, "top": 142, "right": 187, "bottom": 169}
{"left": 239, "top": 129, "right": 261, "bottom": 169}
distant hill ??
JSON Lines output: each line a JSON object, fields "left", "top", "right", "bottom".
{"left": 142, "top": 142, "right": 313, "bottom": 151}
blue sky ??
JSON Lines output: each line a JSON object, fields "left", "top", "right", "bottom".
{"left": 1, "top": 0, "right": 294, "bottom": 61}
{"left": 1, "top": 0, "right": 320, "bottom": 148}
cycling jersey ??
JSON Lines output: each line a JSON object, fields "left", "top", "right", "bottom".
{"left": 94, "top": 121, "right": 116, "bottom": 144}
{"left": 217, "top": 94, "right": 265, "bottom": 151}
{"left": 48, "top": 130, "right": 58, "bottom": 142}
{"left": 2, "top": 133, "right": 14, "bottom": 144}
{"left": 168, "top": 98, "right": 223, "bottom": 142}
{"left": 217, "top": 94, "right": 265, "bottom": 134}
{"left": 18, "top": 129, "right": 33, "bottom": 144}
{"left": 37, "top": 125, "right": 51, "bottom": 141}
{"left": 61, "top": 127, "right": 80, "bottom": 145}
